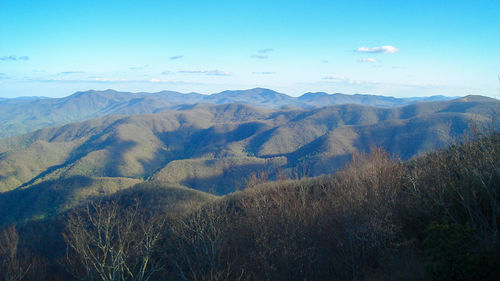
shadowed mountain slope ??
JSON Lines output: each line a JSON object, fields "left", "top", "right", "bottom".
{"left": 0, "top": 96, "right": 497, "bottom": 225}
{"left": 0, "top": 96, "right": 497, "bottom": 199}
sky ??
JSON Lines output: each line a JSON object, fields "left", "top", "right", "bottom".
{"left": 0, "top": 0, "right": 499, "bottom": 98}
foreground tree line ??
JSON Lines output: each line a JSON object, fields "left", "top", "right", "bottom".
{"left": 0, "top": 133, "right": 499, "bottom": 281}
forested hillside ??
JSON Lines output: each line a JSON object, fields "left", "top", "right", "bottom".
{"left": 0, "top": 132, "right": 498, "bottom": 281}
{"left": 0, "top": 96, "right": 497, "bottom": 225}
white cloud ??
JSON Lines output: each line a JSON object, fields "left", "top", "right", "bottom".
{"left": 178, "top": 70, "right": 230, "bottom": 76}
{"left": 358, "top": 58, "right": 377, "bottom": 63}
{"left": 356, "top": 46, "right": 398, "bottom": 53}
{"left": 251, "top": 49, "right": 274, "bottom": 59}
{"left": 148, "top": 79, "right": 203, "bottom": 85}
{"left": 251, "top": 54, "right": 269, "bottom": 59}
{"left": 319, "top": 76, "right": 446, "bottom": 92}
{"left": 26, "top": 77, "right": 130, "bottom": 83}
{"left": 322, "top": 75, "right": 347, "bottom": 82}
{"left": 149, "top": 78, "right": 167, "bottom": 82}
{"left": 258, "top": 49, "right": 274, "bottom": 54}
{"left": 93, "top": 77, "right": 129, "bottom": 82}
{"left": 322, "top": 75, "right": 362, "bottom": 84}
{"left": 30, "top": 76, "right": 202, "bottom": 85}
{"left": 59, "top": 71, "right": 85, "bottom": 75}
{"left": 0, "top": 55, "right": 29, "bottom": 61}
{"left": 129, "top": 65, "right": 148, "bottom": 70}
{"left": 204, "top": 70, "right": 230, "bottom": 76}
{"left": 252, "top": 71, "right": 276, "bottom": 75}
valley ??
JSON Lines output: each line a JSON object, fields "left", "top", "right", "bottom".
{"left": 0, "top": 91, "right": 497, "bottom": 225}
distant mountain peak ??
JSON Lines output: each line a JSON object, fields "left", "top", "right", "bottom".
{"left": 0, "top": 88, "right": 489, "bottom": 138}
{"left": 249, "top": 87, "right": 277, "bottom": 92}
{"left": 300, "top": 92, "right": 330, "bottom": 98}
{"left": 456, "top": 95, "right": 498, "bottom": 102}
{"left": 216, "top": 88, "right": 281, "bottom": 96}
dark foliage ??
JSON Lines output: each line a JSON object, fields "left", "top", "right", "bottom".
{"left": 0, "top": 133, "right": 498, "bottom": 280}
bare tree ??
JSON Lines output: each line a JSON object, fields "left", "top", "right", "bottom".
{"left": 0, "top": 225, "right": 35, "bottom": 281}
{"left": 274, "top": 167, "right": 289, "bottom": 182}
{"left": 168, "top": 201, "right": 241, "bottom": 281}
{"left": 244, "top": 170, "right": 269, "bottom": 189}
{"left": 63, "top": 201, "right": 165, "bottom": 281}
{"left": 293, "top": 161, "right": 311, "bottom": 180}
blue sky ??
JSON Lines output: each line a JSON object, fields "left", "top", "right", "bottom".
{"left": 0, "top": 0, "right": 499, "bottom": 98}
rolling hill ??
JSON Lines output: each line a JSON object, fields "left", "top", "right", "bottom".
{"left": 0, "top": 95, "right": 498, "bottom": 224}
{"left": 0, "top": 88, "right": 457, "bottom": 138}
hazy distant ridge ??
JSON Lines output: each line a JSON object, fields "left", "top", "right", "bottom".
{"left": 0, "top": 88, "right": 460, "bottom": 138}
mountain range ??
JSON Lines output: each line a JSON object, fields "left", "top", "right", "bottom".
{"left": 0, "top": 88, "right": 457, "bottom": 138}
{"left": 0, "top": 94, "right": 497, "bottom": 225}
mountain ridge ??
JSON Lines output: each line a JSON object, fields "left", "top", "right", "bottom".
{"left": 0, "top": 96, "right": 498, "bottom": 224}
{"left": 1, "top": 97, "right": 497, "bottom": 192}
{"left": 0, "top": 88, "right": 465, "bottom": 138}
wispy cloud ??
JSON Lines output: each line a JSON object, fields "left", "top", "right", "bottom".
{"left": 25, "top": 77, "right": 128, "bottom": 83}
{"left": 92, "top": 77, "right": 129, "bottom": 82}
{"left": 356, "top": 46, "right": 398, "bottom": 53}
{"left": 322, "top": 75, "right": 346, "bottom": 80}
{"left": 321, "top": 60, "right": 329, "bottom": 63}
{"left": 0, "top": 55, "right": 29, "bottom": 61}
{"left": 252, "top": 71, "right": 276, "bottom": 75}
{"left": 169, "top": 55, "right": 184, "bottom": 60}
{"left": 148, "top": 78, "right": 202, "bottom": 85}
{"left": 258, "top": 49, "right": 274, "bottom": 54}
{"left": 30, "top": 77, "right": 202, "bottom": 85}
{"left": 251, "top": 54, "right": 269, "bottom": 59}
{"left": 358, "top": 58, "right": 377, "bottom": 63}
{"left": 161, "top": 71, "right": 173, "bottom": 75}
{"left": 59, "top": 71, "right": 84, "bottom": 75}
{"left": 149, "top": 78, "right": 166, "bottom": 82}
{"left": 322, "top": 75, "right": 362, "bottom": 84}
{"left": 251, "top": 48, "right": 274, "bottom": 59}
{"left": 319, "top": 75, "right": 443, "bottom": 91}
{"left": 129, "top": 65, "right": 148, "bottom": 70}
{"left": 178, "top": 70, "right": 230, "bottom": 76}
